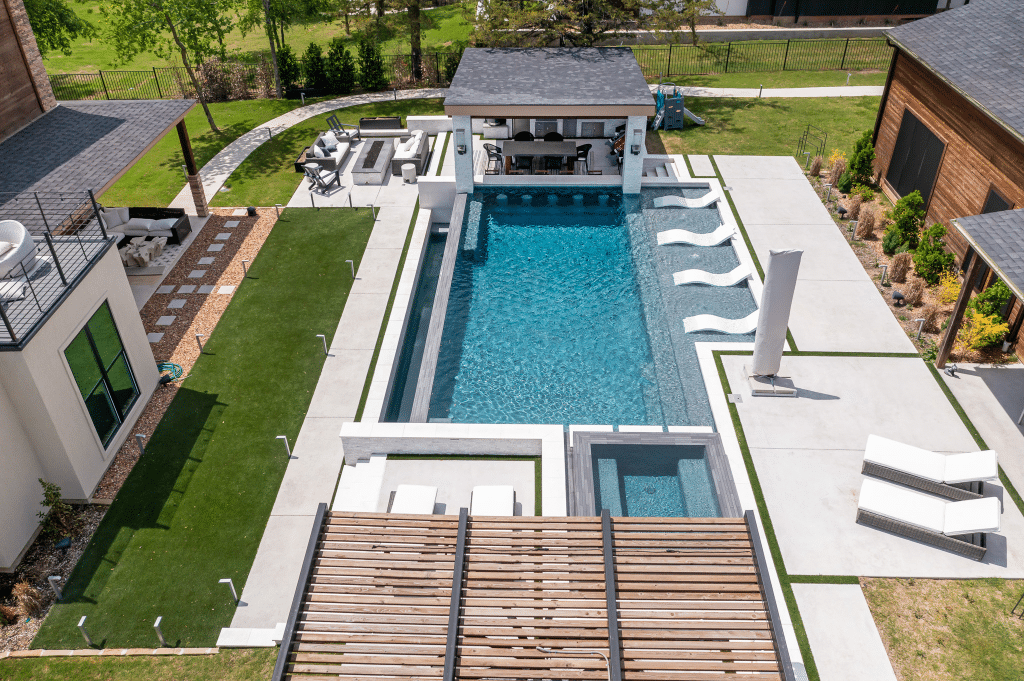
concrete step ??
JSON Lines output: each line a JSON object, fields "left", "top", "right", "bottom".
{"left": 332, "top": 453, "right": 387, "bottom": 511}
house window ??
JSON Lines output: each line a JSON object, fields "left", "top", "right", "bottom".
{"left": 885, "top": 109, "right": 945, "bottom": 206}
{"left": 982, "top": 187, "right": 1012, "bottom": 214}
{"left": 64, "top": 302, "right": 139, "bottom": 447}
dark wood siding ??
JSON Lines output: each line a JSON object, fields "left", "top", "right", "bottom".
{"left": 876, "top": 52, "right": 1024, "bottom": 260}
{"left": 0, "top": 0, "right": 43, "bottom": 141}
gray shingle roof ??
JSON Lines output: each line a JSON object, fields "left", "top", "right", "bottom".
{"left": 953, "top": 209, "right": 1024, "bottom": 300}
{"left": 0, "top": 99, "right": 195, "bottom": 197}
{"left": 444, "top": 48, "right": 654, "bottom": 108}
{"left": 885, "top": 0, "right": 1024, "bottom": 141}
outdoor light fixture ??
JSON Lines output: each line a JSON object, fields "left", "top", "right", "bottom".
{"left": 630, "top": 129, "right": 642, "bottom": 155}
{"left": 219, "top": 578, "right": 239, "bottom": 604}
{"left": 276, "top": 435, "right": 292, "bottom": 458}
{"left": 48, "top": 575, "right": 62, "bottom": 600}
{"left": 154, "top": 616, "right": 168, "bottom": 647}
{"left": 456, "top": 129, "right": 468, "bottom": 155}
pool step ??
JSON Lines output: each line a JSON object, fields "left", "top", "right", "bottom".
{"left": 642, "top": 163, "right": 673, "bottom": 178}
{"left": 332, "top": 453, "right": 387, "bottom": 512}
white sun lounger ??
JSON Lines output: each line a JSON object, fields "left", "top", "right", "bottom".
{"left": 470, "top": 486, "right": 516, "bottom": 516}
{"left": 390, "top": 484, "right": 437, "bottom": 514}
{"left": 657, "top": 224, "right": 736, "bottom": 247}
{"left": 856, "top": 478, "right": 999, "bottom": 560}
{"left": 673, "top": 265, "right": 750, "bottom": 287}
{"left": 863, "top": 434, "right": 998, "bottom": 500}
{"left": 653, "top": 194, "right": 719, "bottom": 209}
{"left": 683, "top": 310, "right": 759, "bottom": 334}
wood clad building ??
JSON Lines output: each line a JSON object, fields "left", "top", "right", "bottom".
{"left": 873, "top": 0, "right": 1024, "bottom": 353}
{"left": 0, "top": 0, "right": 56, "bottom": 142}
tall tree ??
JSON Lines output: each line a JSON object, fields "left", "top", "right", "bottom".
{"left": 239, "top": 0, "right": 284, "bottom": 96}
{"left": 102, "top": 0, "right": 234, "bottom": 131}
{"left": 23, "top": 0, "right": 96, "bottom": 56}
{"left": 646, "top": 0, "right": 720, "bottom": 45}
{"left": 472, "top": 0, "right": 642, "bottom": 48}
{"left": 408, "top": 0, "right": 421, "bottom": 80}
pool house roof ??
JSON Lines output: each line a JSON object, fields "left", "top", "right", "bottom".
{"left": 443, "top": 48, "right": 656, "bottom": 118}
{"left": 272, "top": 507, "right": 794, "bottom": 681}
{"left": 951, "top": 210, "right": 1024, "bottom": 303}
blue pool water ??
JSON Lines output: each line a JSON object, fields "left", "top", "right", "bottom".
{"left": 593, "top": 444, "right": 721, "bottom": 517}
{"left": 427, "top": 187, "right": 756, "bottom": 426}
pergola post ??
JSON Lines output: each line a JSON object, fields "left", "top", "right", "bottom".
{"left": 621, "top": 115, "right": 647, "bottom": 195}
{"left": 936, "top": 247, "right": 982, "bottom": 368}
{"left": 177, "top": 119, "right": 209, "bottom": 217}
{"left": 452, "top": 116, "right": 474, "bottom": 194}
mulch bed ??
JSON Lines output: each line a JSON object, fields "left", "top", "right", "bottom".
{"left": 0, "top": 207, "right": 279, "bottom": 654}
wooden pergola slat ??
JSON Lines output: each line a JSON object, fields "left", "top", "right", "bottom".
{"left": 275, "top": 511, "right": 794, "bottom": 681}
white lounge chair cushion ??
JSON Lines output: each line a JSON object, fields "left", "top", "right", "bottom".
{"left": 657, "top": 224, "right": 736, "bottom": 247}
{"left": 471, "top": 486, "right": 515, "bottom": 516}
{"left": 391, "top": 484, "right": 437, "bottom": 514}
{"left": 858, "top": 478, "right": 1000, "bottom": 536}
{"left": 0, "top": 241, "right": 13, "bottom": 257}
{"left": 0, "top": 278, "right": 27, "bottom": 302}
{"left": 864, "top": 434, "right": 998, "bottom": 484}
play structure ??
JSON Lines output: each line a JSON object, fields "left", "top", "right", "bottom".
{"left": 650, "top": 83, "right": 705, "bottom": 131}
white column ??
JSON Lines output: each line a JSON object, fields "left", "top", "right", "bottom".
{"left": 620, "top": 115, "right": 647, "bottom": 195}
{"left": 452, "top": 115, "right": 474, "bottom": 194}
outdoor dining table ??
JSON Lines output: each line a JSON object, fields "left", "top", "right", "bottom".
{"left": 500, "top": 140, "right": 579, "bottom": 159}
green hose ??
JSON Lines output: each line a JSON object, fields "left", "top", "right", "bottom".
{"left": 157, "top": 361, "right": 183, "bottom": 381}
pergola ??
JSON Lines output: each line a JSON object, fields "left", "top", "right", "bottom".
{"left": 272, "top": 508, "right": 795, "bottom": 681}
{"left": 443, "top": 48, "right": 656, "bottom": 195}
{"left": 937, "top": 209, "right": 1024, "bottom": 369}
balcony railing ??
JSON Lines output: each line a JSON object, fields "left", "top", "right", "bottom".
{"left": 0, "top": 191, "right": 112, "bottom": 348}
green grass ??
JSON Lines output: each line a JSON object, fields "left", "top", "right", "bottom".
{"left": 43, "top": 2, "right": 473, "bottom": 74}
{"left": 98, "top": 98, "right": 326, "bottom": 207}
{"left": 863, "top": 578, "right": 1024, "bottom": 681}
{"left": 0, "top": 649, "right": 275, "bottom": 680}
{"left": 32, "top": 207, "right": 374, "bottom": 649}
{"left": 211, "top": 99, "right": 445, "bottom": 207}
{"left": 651, "top": 69, "right": 887, "bottom": 89}
{"left": 649, "top": 95, "right": 880, "bottom": 157}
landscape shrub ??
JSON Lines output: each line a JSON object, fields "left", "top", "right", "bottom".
{"left": 856, "top": 205, "right": 876, "bottom": 238}
{"left": 302, "top": 43, "right": 330, "bottom": 92}
{"left": 828, "top": 157, "right": 846, "bottom": 185}
{"left": 922, "top": 304, "right": 940, "bottom": 332}
{"left": 912, "top": 223, "right": 955, "bottom": 285}
{"left": 849, "top": 130, "right": 876, "bottom": 185}
{"left": 326, "top": 38, "right": 356, "bottom": 95}
{"left": 826, "top": 148, "right": 846, "bottom": 170}
{"left": 969, "top": 280, "right": 1012, "bottom": 318}
{"left": 957, "top": 309, "right": 1009, "bottom": 353}
{"left": 836, "top": 168, "right": 854, "bottom": 194}
{"left": 890, "top": 252, "right": 912, "bottom": 283}
{"left": 809, "top": 155, "right": 822, "bottom": 177}
{"left": 848, "top": 194, "right": 862, "bottom": 220}
{"left": 36, "top": 479, "right": 77, "bottom": 538}
{"left": 13, "top": 582, "right": 42, "bottom": 617}
{"left": 277, "top": 44, "right": 301, "bottom": 90}
{"left": 939, "top": 270, "right": 961, "bottom": 304}
{"left": 442, "top": 45, "right": 465, "bottom": 84}
{"left": 0, "top": 604, "right": 16, "bottom": 625}
{"left": 853, "top": 184, "right": 875, "bottom": 201}
{"left": 904, "top": 279, "right": 924, "bottom": 307}
{"left": 358, "top": 37, "right": 389, "bottom": 91}
{"left": 883, "top": 191, "right": 925, "bottom": 255}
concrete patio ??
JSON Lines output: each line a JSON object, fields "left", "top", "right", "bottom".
{"left": 375, "top": 459, "right": 536, "bottom": 515}
{"left": 721, "top": 353, "right": 1024, "bottom": 577}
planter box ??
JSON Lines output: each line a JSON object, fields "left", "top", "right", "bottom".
{"left": 295, "top": 146, "right": 311, "bottom": 173}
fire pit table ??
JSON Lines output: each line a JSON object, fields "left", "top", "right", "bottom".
{"left": 352, "top": 139, "right": 395, "bottom": 185}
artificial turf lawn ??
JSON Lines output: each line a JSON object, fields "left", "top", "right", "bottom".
{"left": 98, "top": 98, "right": 329, "bottom": 208}
{"left": 210, "top": 99, "right": 445, "bottom": 208}
{"left": 649, "top": 95, "right": 880, "bottom": 158}
{"left": 0, "top": 648, "right": 276, "bottom": 680}
{"left": 32, "top": 207, "right": 374, "bottom": 649}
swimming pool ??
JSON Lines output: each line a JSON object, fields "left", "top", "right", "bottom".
{"left": 420, "top": 186, "right": 756, "bottom": 427}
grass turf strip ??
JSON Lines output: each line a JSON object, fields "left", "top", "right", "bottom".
{"left": 0, "top": 649, "right": 275, "bottom": 680}
{"left": 32, "top": 208, "right": 374, "bottom": 649}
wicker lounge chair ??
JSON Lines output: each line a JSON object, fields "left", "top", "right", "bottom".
{"left": 862, "top": 434, "right": 998, "bottom": 500}
{"left": 470, "top": 486, "right": 515, "bottom": 516}
{"left": 856, "top": 478, "right": 1000, "bottom": 561}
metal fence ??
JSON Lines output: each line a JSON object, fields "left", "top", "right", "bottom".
{"left": 631, "top": 37, "right": 893, "bottom": 77}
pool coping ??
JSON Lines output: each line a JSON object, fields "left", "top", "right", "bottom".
{"left": 567, "top": 430, "right": 743, "bottom": 517}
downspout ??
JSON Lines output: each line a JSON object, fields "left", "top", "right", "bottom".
{"left": 873, "top": 42, "right": 899, "bottom": 145}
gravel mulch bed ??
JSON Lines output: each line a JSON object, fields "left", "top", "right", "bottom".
{"left": 0, "top": 208, "right": 279, "bottom": 654}
{"left": 0, "top": 506, "right": 106, "bottom": 653}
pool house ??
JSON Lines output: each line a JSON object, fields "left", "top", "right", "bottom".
{"left": 444, "top": 48, "right": 657, "bottom": 194}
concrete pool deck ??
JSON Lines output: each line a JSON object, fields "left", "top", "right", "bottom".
{"left": 715, "top": 155, "right": 915, "bottom": 354}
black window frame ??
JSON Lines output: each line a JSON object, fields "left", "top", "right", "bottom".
{"left": 885, "top": 108, "right": 946, "bottom": 207}
{"left": 64, "top": 301, "right": 139, "bottom": 447}
{"left": 982, "top": 186, "right": 1013, "bottom": 214}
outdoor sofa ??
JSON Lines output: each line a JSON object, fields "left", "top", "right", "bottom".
{"left": 856, "top": 478, "right": 1000, "bottom": 561}
{"left": 390, "top": 130, "right": 429, "bottom": 175}
{"left": 862, "top": 434, "right": 998, "bottom": 500}
{"left": 300, "top": 129, "right": 354, "bottom": 173}
{"left": 98, "top": 206, "right": 191, "bottom": 245}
